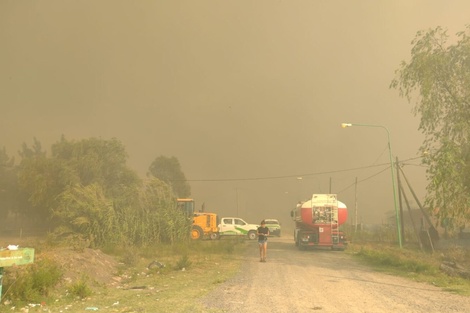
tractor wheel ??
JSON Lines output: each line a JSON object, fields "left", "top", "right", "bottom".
{"left": 209, "top": 232, "right": 219, "bottom": 240}
{"left": 191, "top": 226, "right": 204, "bottom": 240}
{"left": 248, "top": 230, "right": 257, "bottom": 240}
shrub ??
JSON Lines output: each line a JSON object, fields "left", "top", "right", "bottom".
{"left": 3, "top": 258, "right": 63, "bottom": 302}
{"left": 68, "top": 276, "right": 92, "bottom": 299}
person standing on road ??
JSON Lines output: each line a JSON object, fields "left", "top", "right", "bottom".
{"left": 257, "top": 220, "right": 270, "bottom": 262}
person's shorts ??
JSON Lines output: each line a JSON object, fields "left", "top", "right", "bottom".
{"left": 258, "top": 239, "right": 267, "bottom": 245}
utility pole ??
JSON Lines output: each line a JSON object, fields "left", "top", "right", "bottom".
{"left": 236, "top": 188, "right": 239, "bottom": 217}
{"left": 396, "top": 156, "right": 405, "bottom": 241}
{"left": 355, "top": 177, "right": 358, "bottom": 233}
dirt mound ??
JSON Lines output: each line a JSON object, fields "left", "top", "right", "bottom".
{"left": 42, "top": 247, "right": 120, "bottom": 286}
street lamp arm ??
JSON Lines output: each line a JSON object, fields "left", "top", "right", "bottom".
{"left": 342, "top": 122, "right": 389, "bottom": 133}
{"left": 340, "top": 122, "right": 402, "bottom": 248}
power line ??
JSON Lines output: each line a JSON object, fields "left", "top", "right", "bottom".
{"left": 180, "top": 163, "right": 388, "bottom": 182}
{"left": 172, "top": 155, "right": 425, "bottom": 183}
{"left": 335, "top": 156, "right": 427, "bottom": 195}
{"left": 401, "top": 163, "right": 428, "bottom": 168}
{"left": 336, "top": 166, "right": 391, "bottom": 195}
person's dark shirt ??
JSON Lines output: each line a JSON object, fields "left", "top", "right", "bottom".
{"left": 257, "top": 226, "right": 269, "bottom": 240}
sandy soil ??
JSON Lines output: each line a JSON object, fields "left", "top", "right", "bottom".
{"left": 200, "top": 236, "right": 470, "bottom": 313}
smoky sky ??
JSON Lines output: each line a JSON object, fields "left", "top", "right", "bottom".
{"left": 1, "top": 1, "right": 469, "bottom": 226}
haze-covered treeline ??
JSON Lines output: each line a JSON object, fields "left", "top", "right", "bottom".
{"left": 0, "top": 136, "right": 191, "bottom": 246}
{"left": 148, "top": 156, "right": 191, "bottom": 198}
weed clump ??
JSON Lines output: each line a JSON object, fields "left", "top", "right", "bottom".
{"left": 68, "top": 276, "right": 93, "bottom": 299}
{"left": 175, "top": 255, "right": 192, "bottom": 270}
{"left": 3, "top": 258, "right": 63, "bottom": 303}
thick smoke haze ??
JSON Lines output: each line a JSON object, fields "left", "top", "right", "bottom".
{"left": 2, "top": 1, "right": 469, "bottom": 227}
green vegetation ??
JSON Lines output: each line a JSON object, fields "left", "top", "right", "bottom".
{"left": 2, "top": 233, "right": 469, "bottom": 312}
{"left": 148, "top": 155, "right": 191, "bottom": 198}
{"left": 392, "top": 25, "right": 470, "bottom": 230}
{"left": 2, "top": 258, "right": 63, "bottom": 303}
{"left": 1, "top": 136, "right": 209, "bottom": 311}
{"left": 347, "top": 242, "right": 470, "bottom": 296}
{"left": 175, "top": 254, "right": 192, "bottom": 270}
{"left": 1, "top": 238, "right": 247, "bottom": 312}
{"left": 68, "top": 276, "right": 93, "bottom": 300}
{"left": 1, "top": 137, "right": 193, "bottom": 249}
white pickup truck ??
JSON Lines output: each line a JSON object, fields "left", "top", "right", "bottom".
{"left": 218, "top": 217, "right": 259, "bottom": 240}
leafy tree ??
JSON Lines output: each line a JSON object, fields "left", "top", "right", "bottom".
{"left": 391, "top": 25, "right": 470, "bottom": 230}
{"left": 0, "top": 147, "right": 18, "bottom": 221}
{"left": 18, "top": 137, "right": 46, "bottom": 159}
{"left": 18, "top": 156, "right": 75, "bottom": 222}
{"left": 51, "top": 136, "right": 141, "bottom": 200}
{"left": 14, "top": 137, "right": 190, "bottom": 246}
{"left": 148, "top": 156, "right": 191, "bottom": 198}
{"left": 17, "top": 139, "right": 67, "bottom": 223}
{"left": 16, "top": 137, "right": 140, "bottom": 224}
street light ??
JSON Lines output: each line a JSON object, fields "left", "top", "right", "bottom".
{"left": 341, "top": 122, "right": 403, "bottom": 248}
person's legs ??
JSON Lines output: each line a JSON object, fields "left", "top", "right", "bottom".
{"left": 262, "top": 242, "right": 267, "bottom": 261}
{"left": 259, "top": 242, "right": 263, "bottom": 261}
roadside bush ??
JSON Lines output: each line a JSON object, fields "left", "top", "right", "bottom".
{"left": 68, "top": 276, "right": 92, "bottom": 299}
{"left": 3, "top": 258, "right": 63, "bottom": 302}
{"left": 353, "top": 245, "right": 437, "bottom": 274}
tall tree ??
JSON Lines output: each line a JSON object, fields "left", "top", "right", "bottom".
{"left": 17, "top": 138, "right": 65, "bottom": 222}
{"left": 17, "top": 137, "right": 141, "bottom": 223}
{"left": 391, "top": 26, "right": 470, "bottom": 230}
{"left": 148, "top": 156, "right": 191, "bottom": 198}
{"left": 0, "top": 147, "right": 18, "bottom": 221}
{"left": 14, "top": 137, "right": 190, "bottom": 246}
{"left": 51, "top": 136, "right": 141, "bottom": 205}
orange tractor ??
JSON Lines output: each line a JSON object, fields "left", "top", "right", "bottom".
{"left": 177, "top": 198, "right": 219, "bottom": 240}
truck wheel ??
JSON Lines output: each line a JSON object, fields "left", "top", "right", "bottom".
{"left": 248, "top": 230, "right": 257, "bottom": 240}
{"left": 296, "top": 237, "right": 305, "bottom": 250}
{"left": 191, "top": 226, "right": 203, "bottom": 240}
{"left": 209, "top": 232, "right": 219, "bottom": 240}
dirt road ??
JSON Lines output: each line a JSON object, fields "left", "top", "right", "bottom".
{"left": 200, "top": 236, "right": 470, "bottom": 313}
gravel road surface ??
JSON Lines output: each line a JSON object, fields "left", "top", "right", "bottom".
{"left": 200, "top": 236, "right": 470, "bottom": 313}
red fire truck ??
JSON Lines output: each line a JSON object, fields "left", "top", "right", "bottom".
{"left": 291, "top": 194, "right": 348, "bottom": 250}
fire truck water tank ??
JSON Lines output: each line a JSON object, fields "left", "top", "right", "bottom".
{"left": 296, "top": 200, "right": 348, "bottom": 226}
{"left": 338, "top": 201, "right": 348, "bottom": 225}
